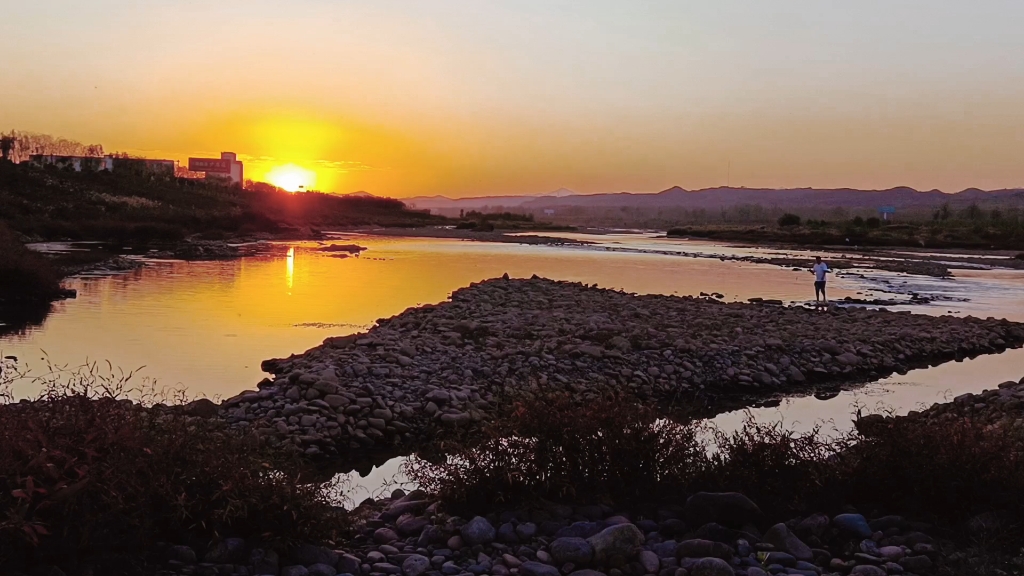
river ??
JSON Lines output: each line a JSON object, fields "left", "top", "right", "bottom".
{"left": 3, "top": 232, "right": 1023, "bottom": 499}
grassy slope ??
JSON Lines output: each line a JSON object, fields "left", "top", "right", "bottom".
{"left": 0, "top": 162, "right": 443, "bottom": 243}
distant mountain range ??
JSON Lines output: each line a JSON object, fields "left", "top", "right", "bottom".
{"left": 405, "top": 186, "right": 1024, "bottom": 213}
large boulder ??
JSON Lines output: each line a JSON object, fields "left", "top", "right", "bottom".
{"left": 402, "top": 554, "right": 431, "bottom": 576}
{"left": 690, "top": 557, "right": 734, "bottom": 576}
{"left": 461, "top": 516, "right": 497, "bottom": 545}
{"left": 683, "top": 492, "right": 764, "bottom": 529}
{"left": 762, "top": 523, "right": 813, "bottom": 562}
{"left": 550, "top": 537, "right": 595, "bottom": 565}
{"left": 833, "top": 513, "right": 872, "bottom": 539}
{"left": 587, "top": 523, "right": 645, "bottom": 564}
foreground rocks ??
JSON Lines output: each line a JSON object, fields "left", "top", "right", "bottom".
{"left": 155, "top": 490, "right": 949, "bottom": 576}
{"left": 221, "top": 277, "right": 1024, "bottom": 458}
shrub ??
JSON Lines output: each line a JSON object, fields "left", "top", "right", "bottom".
{"left": 852, "top": 216, "right": 865, "bottom": 227}
{"left": 777, "top": 213, "right": 802, "bottom": 227}
{"left": 408, "top": 394, "right": 709, "bottom": 513}
{"left": 409, "top": 392, "right": 1024, "bottom": 535}
{"left": 0, "top": 222, "right": 63, "bottom": 303}
{"left": 0, "top": 364, "right": 345, "bottom": 569}
{"left": 865, "top": 216, "right": 882, "bottom": 229}
{"left": 847, "top": 413, "right": 1024, "bottom": 523}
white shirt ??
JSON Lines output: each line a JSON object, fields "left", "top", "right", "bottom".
{"left": 813, "top": 262, "right": 829, "bottom": 282}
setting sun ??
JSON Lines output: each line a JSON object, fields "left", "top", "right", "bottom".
{"left": 266, "top": 164, "right": 317, "bottom": 192}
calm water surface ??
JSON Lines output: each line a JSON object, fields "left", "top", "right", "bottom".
{"left": 3, "top": 233, "right": 1023, "bottom": 497}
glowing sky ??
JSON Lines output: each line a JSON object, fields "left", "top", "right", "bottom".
{"left": 2, "top": 1, "right": 1023, "bottom": 196}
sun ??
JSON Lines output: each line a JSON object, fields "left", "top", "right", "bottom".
{"left": 266, "top": 164, "right": 316, "bottom": 193}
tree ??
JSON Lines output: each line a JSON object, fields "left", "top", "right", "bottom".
{"left": 0, "top": 130, "right": 104, "bottom": 163}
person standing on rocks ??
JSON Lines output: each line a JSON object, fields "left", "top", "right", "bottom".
{"left": 812, "top": 256, "right": 830, "bottom": 307}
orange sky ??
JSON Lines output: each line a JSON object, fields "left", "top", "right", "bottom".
{"left": 2, "top": 1, "right": 1023, "bottom": 197}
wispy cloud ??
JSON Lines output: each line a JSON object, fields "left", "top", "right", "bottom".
{"left": 234, "top": 154, "right": 382, "bottom": 173}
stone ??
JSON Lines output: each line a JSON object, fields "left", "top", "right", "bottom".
{"left": 338, "top": 554, "right": 362, "bottom": 574}
{"left": 205, "top": 537, "right": 247, "bottom": 563}
{"left": 289, "top": 544, "right": 339, "bottom": 567}
{"left": 308, "top": 564, "right": 338, "bottom": 576}
{"left": 168, "top": 545, "right": 197, "bottom": 564}
{"left": 497, "top": 522, "right": 519, "bottom": 543}
{"left": 250, "top": 548, "right": 281, "bottom": 575}
{"left": 638, "top": 551, "right": 660, "bottom": 574}
{"left": 676, "top": 540, "right": 714, "bottom": 559}
{"left": 461, "top": 516, "right": 497, "bottom": 545}
{"left": 551, "top": 537, "right": 595, "bottom": 566}
{"left": 282, "top": 567, "right": 310, "bottom": 576}
{"left": 521, "top": 561, "right": 561, "bottom": 576}
{"left": 568, "top": 571, "right": 608, "bottom": 576}
{"left": 403, "top": 554, "right": 431, "bottom": 576}
{"left": 849, "top": 566, "right": 886, "bottom": 576}
{"left": 795, "top": 513, "right": 829, "bottom": 537}
{"left": 516, "top": 522, "right": 539, "bottom": 540}
{"left": 689, "top": 557, "right": 733, "bottom": 576}
{"left": 683, "top": 492, "right": 764, "bottom": 529}
{"left": 375, "top": 527, "right": 400, "bottom": 544}
{"left": 833, "top": 514, "right": 872, "bottom": 539}
{"left": 899, "top": 555, "right": 933, "bottom": 572}
{"left": 397, "top": 515, "right": 430, "bottom": 536}
{"left": 587, "top": 524, "right": 645, "bottom": 563}
{"left": 762, "top": 523, "right": 813, "bottom": 562}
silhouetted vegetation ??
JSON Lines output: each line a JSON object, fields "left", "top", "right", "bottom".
{"left": 409, "top": 392, "right": 1024, "bottom": 543}
{"left": 0, "top": 222, "right": 64, "bottom": 304}
{"left": 667, "top": 204, "right": 1024, "bottom": 249}
{"left": 0, "top": 362, "right": 346, "bottom": 571}
{"left": 777, "top": 213, "right": 802, "bottom": 227}
{"left": 454, "top": 209, "right": 574, "bottom": 232}
{"left": 0, "top": 161, "right": 442, "bottom": 244}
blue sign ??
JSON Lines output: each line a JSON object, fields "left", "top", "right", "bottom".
{"left": 879, "top": 206, "right": 896, "bottom": 214}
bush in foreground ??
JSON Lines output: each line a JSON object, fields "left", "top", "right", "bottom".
{"left": 0, "top": 364, "right": 345, "bottom": 570}
{"left": 408, "top": 392, "right": 1024, "bottom": 537}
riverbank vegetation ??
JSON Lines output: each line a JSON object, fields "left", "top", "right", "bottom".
{"left": 454, "top": 210, "right": 576, "bottom": 233}
{"left": 409, "top": 390, "right": 1024, "bottom": 572}
{"left": 0, "top": 361, "right": 346, "bottom": 572}
{"left": 667, "top": 203, "right": 1024, "bottom": 249}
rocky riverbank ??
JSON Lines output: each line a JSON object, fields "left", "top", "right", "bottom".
{"left": 221, "top": 277, "right": 1024, "bottom": 459}
{"left": 857, "top": 376, "right": 1024, "bottom": 435}
{"left": 153, "top": 490, "right": 951, "bottom": 576}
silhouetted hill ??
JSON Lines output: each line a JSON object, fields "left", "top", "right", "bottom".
{"left": 407, "top": 186, "right": 1024, "bottom": 215}
{"left": 520, "top": 186, "right": 1024, "bottom": 211}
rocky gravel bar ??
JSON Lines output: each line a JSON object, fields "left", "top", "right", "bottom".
{"left": 221, "top": 277, "right": 1024, "bottom": 458}
{"left": 154, "top": 489, "right": 949, "bottom": 576}
{"left": 857, "top": 375, "right": 1024, "bottom": 434}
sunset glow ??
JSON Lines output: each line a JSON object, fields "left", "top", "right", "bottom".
{"left": 2, "top": 2, "right": 1024, "bottom": 195}
{"left": 266, "top": 164, "right": 317, "bottom": 193}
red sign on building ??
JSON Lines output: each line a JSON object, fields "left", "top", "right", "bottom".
{"left": 188, "top": 158, "right": 232, "bottom": 174}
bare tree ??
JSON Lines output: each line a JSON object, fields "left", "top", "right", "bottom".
{"left": 0, "top": 130, "right": 104, "bottom": 163}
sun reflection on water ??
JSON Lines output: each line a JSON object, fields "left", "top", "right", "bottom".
{"left": 286, "top": 247, "right": 295, "bottom": 291}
